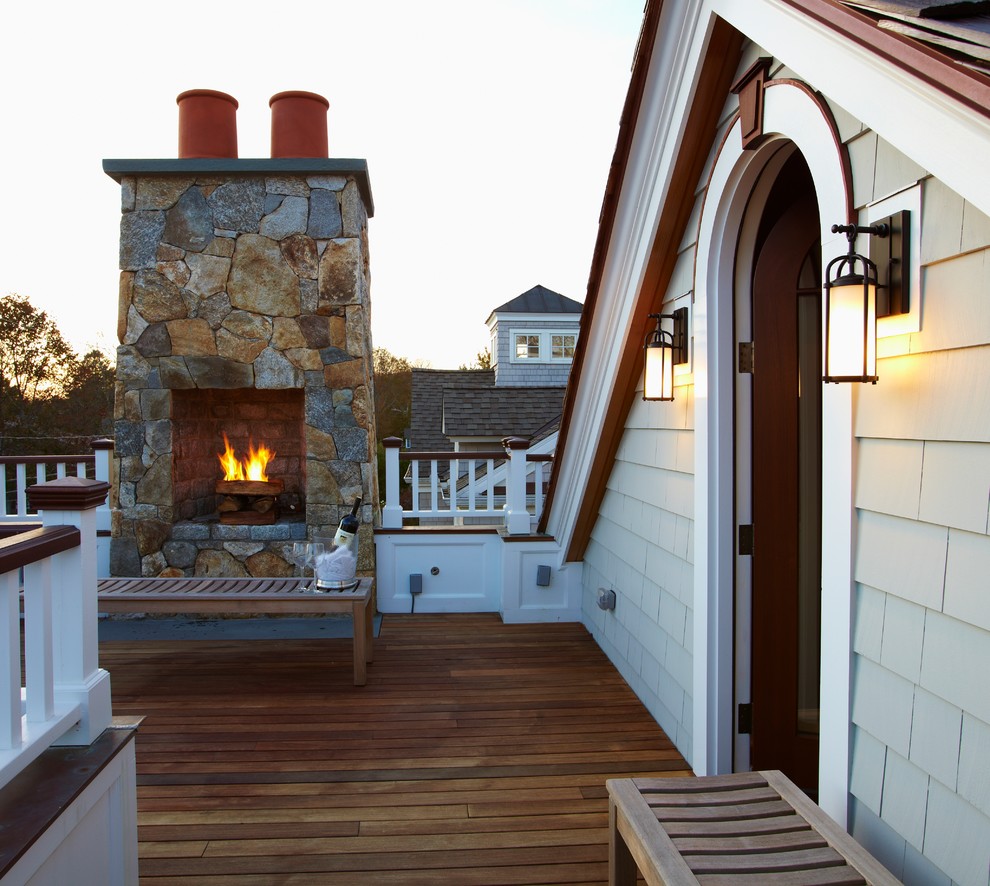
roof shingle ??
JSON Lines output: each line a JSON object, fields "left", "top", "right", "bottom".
{"left": 409, "top": 369, "right": 495, "bottom": 450}
{"left": 442, "top": 387, "right": 567, "bottom": 438}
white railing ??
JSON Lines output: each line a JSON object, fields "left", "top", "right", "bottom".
{"left": 0, "top": 457, "right": 93, "bottom": 521}
{"left": 0, "top": 440, "right": 113, "bottom": 577}
{"left": 0, "top": 479, "right": 112, "bottom": 790}
{"left": 381, "top": 437, "right": 553, "bottom": 533}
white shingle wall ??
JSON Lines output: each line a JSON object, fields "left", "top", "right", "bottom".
{"left": 582, "top": 391, "right": 696, "bottom": 764}
{"left": 850, "top": 146, "right": 990, "bottom": 884}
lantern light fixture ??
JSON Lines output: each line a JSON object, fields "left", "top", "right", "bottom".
{"left": 643, "top": 307, "right": 688, "bottom": 401}
{"left": 823, "top": 222, "right": 889, "bottom": 384}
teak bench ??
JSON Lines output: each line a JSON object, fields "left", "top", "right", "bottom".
{"left": 607, "top": 770, "right": 901, "bottom": 885}
{"left": 97, "top": 576, "right": 374, "bottom": 686}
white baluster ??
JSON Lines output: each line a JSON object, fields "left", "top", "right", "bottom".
{"left": 0, "top": 571, "right": 20, "bottom": 749}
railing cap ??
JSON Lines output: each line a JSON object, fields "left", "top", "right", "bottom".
{"left": 0, "top": 525, "right": 80, "bottom": 574}
{"left": 383, "top": 436, "right": 403, "bottom": 449}
{"left": 503, "top": 436, "right": 531, "bottom": 451}
{"left": 91, "top": 437, "right": 115, "bottom": 451}
{"left": 27, "top": 477, "right": 111, "bottom": 511}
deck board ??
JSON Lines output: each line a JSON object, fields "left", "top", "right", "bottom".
{"left": 100, "top": 613, "right": 691, "bottom": 884}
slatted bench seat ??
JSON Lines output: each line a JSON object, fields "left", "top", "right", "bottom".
{"left": 607, "top": 770, "right": 901, "bottom": 885}
{"left": 97, "top": 576, "right": 374, "bottom": 686}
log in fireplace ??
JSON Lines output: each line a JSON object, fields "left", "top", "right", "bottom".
{"left": 216, "top": 478, "right": 284, "bottom": 525}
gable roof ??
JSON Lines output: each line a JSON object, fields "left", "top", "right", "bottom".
{"left": 540, "top": 0, "right": 990, "bottom": 555}
{"left": 409, "top": 369, "right": 495, "bottom": 451}
{"left": 442, "top": 387, "right": 567, "bottom": 438}
{"left": 539, "top": 3, "right": 742, "bottom": 549}
{"left": 486, "top": 285, "right": 583, "bottom": 324}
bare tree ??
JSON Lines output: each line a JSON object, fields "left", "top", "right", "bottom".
{"left": 372, "top": 347, "right": 413, "bottom": 441}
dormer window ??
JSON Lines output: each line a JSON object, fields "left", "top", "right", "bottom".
{"left": 510, "top": 328, "right": 579, "bottom": 364}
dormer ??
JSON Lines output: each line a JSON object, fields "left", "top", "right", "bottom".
{"left": 485, "top": 284, "right": 582, "bottom": 387}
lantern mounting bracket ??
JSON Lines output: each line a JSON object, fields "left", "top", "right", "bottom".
{"left": 647, "top": 307, "right": 688, "bottom": 366}
{"left": 831, "top": 222, "right": 889, "bottom": 250}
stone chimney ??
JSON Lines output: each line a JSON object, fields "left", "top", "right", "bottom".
{"left": 103, "top": 91, "right": 378, "bottom": 578}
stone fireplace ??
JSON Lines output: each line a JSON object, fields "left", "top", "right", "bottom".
{"left": 105, "top": 91, "right": 378, "bottom": 577}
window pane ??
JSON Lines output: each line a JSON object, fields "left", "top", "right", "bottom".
{"left": 551, "top": 334, "right": 575, "bottom": 359}
{"left": 515, "top": 334, "right": 540, "bottom": 359}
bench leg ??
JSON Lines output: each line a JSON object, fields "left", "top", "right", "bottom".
{"left": 365, "top": 600, "right": 374, "bottom": 663}
{"left": 609, "top": 796, "right": 639, "bottom": 886}
{"left": 352, "top": 599, "right": 368, "bottom": 686}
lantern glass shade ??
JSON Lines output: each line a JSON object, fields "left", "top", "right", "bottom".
{"left": 644, "top": 338, "right": 674, "bottom": 401}
{"left": 824, "top": 271, "right": 878, "bottom": 383}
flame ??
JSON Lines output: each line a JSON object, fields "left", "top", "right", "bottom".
{"left": 218, "top": 434, "right": 275, "bottom": 482}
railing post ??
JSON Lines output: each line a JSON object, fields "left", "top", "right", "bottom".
{"left": 15, "top": 463, "right": 28, "bottom": 519}
{"left": 92, "top": 438, "right": 114, "bottom": 578}
{"left": 503, "top": 437, "right": 531, "bottom": 535}
{"left": 382, "top": 437, "right": 404, "bottom": 529}
{"left": 27, "top": 477, "right": 112, "bottom": 745}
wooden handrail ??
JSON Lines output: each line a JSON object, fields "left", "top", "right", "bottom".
{"left": 0, "top": 526, "right": 80, "bottom": 575}
{"left": 400, "top": 450, "right": 551, "bottom": 461}
{"left": 403, "top": 450, "right": 506, "bottom": 461}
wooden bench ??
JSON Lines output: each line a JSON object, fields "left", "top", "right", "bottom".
{"left": 607, "top": 770, "right": 901, "bottom": 885}
{"left": 97, "top": 576, "right": 374, "bottom": 686}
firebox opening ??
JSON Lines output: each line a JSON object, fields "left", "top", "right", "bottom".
{"left": 171, "top": 389, "right": 305, "bottom": 522}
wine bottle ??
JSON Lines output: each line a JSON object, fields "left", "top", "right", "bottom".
{"left": 333, "top": 498, "right": 362, "bottom": 549}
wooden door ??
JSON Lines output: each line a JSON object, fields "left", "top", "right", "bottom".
{"left": 749, "top": 188, "right": 822, "bottom": 795}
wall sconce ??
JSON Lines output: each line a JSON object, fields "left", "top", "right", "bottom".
{"left": 824, "top": 213, "right": 910, "bottom": 384}
{"left": 823, "top": 223, "right": 887, "bottom": 384}
{"left": 643, "top": 307, "right": 688, "bottom": 400}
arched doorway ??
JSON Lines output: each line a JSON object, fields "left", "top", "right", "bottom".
{"left": 693, "top": 78, "right": 853, "bottom": 821}
{"left": 741, "top": 153, "right": 822, "bottom": 795}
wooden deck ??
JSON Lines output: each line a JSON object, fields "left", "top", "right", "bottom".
{"left": 100, "top": 613, "right": 691, "bottom": 885}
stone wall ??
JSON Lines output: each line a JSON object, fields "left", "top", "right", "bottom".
{"left": 110, "top": 168, "right": 378, "bottom": 578}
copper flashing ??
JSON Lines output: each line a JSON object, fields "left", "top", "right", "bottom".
{"left": 765, "top": 78, "right": 858, "bottom": 223}
{"left": 538, "top": 0, "right": 668, "bottom": 537}
{"left": 787, "top": 0, "right": 990, "bottom": 114}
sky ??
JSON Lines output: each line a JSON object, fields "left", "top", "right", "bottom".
{"left": 2, "top": 1, "right": 644, "bottom": 369}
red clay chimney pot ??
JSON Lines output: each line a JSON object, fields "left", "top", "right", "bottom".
{"left": 269, "top": 91, "right": 330, "bottom": 158}
{"left": 176, "top": 89, "right": 239, "bottom": 159}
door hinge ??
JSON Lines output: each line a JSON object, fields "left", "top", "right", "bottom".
{"left": 738, "top": 341, "right": 754, "bottom": 374}
{"left": 738, "top": 524, "right": 754, "bottom": 556}
{"left": 738, "top": 702, "right": 752, "bottom": 734}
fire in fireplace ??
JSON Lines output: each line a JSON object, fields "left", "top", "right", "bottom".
{"left": 216, "top": 435, "right": 284, "bottom": 525}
